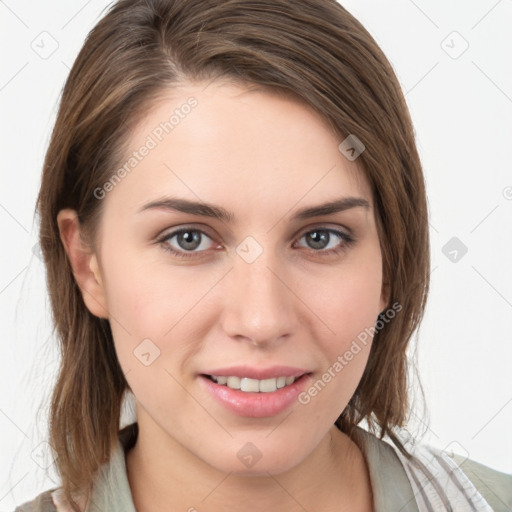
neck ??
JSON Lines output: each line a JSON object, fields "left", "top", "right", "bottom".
{"left": 126, "top": 417, "right": 373, "bottom": 512}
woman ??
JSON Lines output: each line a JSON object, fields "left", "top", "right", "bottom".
{"left": 14, "top": 0, "right": 512, "bottom": 511}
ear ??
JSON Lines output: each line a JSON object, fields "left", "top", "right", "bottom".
{"left": 56, "top": 209, "right": 109, "bottom": 319}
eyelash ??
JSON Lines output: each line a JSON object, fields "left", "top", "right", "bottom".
{"left": 156, "top": 225, "right": 355, "bottom": 260}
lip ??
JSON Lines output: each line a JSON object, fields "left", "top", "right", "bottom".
{"left": 199, "top": 367, "right": 312, "bottom": 418}
{"left": 202, "top": 365, "right": 310, "bottom": 380}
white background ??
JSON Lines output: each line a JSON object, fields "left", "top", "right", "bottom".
{"left": 1, "top": 0, "right": 511, "bottom": 509}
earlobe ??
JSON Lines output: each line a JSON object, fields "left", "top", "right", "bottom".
{"left": 56, "top": 209, "right": 109, "bottom": 319}
{"left": 89, "top": 255, "right": 103, "bottom": 288}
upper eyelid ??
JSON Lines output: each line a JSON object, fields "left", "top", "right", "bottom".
{"left": 157, "top": 225, "right": 217, "bottom": 243}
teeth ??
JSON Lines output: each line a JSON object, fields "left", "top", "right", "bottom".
{"left": 241, "top": 378, "right": 260, "bottom": 392}
{"left": 216, "top": 376, "right": 228, "bottom": 385}
{"left": 285, "top": 376, "right": 295, "bottom": 385}
{"left": 259, "top": 378, "right": 278, "bottom": 393}
{"left": 226, "top": 376, "right": 241, "bottom": 389}
{"left": 211, "top": 375, "right": 297, "bottom": 392}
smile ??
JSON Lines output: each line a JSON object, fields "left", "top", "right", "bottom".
{"left": 200, "top": 369, "right": 312, "bottom": 417}
{"left": 207, "top": 375, "right": 297, "bottom": 392}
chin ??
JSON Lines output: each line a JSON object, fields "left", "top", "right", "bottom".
{"left": 201, "top": 441, "right": 309, "bottom": 477}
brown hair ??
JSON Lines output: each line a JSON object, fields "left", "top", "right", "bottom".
{"left": 37, "top": 0, "right": 429, "bottom": 509}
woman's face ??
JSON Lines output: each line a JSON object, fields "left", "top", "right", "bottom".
{"left": 89, "top": 80, "right": 387, "bottom": 474}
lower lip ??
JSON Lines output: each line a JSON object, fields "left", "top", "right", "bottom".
{"left": 200, "top": 374, "right": 311, "bottom": 418}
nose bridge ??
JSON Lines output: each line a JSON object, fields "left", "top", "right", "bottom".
{"left": 222, "top": 239, "right": 296, "bottom": 345}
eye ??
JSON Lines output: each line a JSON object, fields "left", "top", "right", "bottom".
{"left": 294, "top": 228, "right": 354, "bottom": 256}
{"left": 157, "top": 227, "right": 218, "bottom": 259}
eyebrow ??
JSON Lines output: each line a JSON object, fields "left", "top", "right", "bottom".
{"left": 138, "top": 196, "right": 370, "bottom": 223}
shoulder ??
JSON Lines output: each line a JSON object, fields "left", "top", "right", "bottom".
{"left": 13, "top": 424, "right": 138, "bottom": 512}
{"left": 13, "top": 489, "right": 58, "bottom": 512}
{"left": 352, "top": 426, "right": 512, "bottom": 511}
{"left": 448, "top": 453, "right": 512, "bottom": 512}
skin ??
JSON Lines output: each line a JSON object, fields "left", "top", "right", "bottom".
{"left": 58, "top": 80, "right": 388, "bottom": 511}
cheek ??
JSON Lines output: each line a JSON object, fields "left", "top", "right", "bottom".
{"left": 102, "top": 261, "right": 182, "bottom": 342}
{"left": 303, "top": 252, "right": 383, "bottom": 397}
{"left": 297, "top": 275, "right": 380, "bottom": 419}
{"left": 102, "top": 255, "right": 202, "bottom": 422}
{"left": 99, "top": 244, "right": 222, "bottom": 385}
{"left": 99, "top": 234, "right": 198, "bottom": 330}
{"left": 312, "top": 256, "right": 384, "bottom": 344}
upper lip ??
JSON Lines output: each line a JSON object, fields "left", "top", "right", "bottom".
{"left": 201, "top": 365, "right": 311, "bottom": 380}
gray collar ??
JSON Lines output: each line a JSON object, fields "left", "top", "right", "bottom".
{"left": 351, "top": 426, "right": 419, "bottom": 512}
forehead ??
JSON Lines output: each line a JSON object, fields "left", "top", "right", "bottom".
{"left": 101, "top": 80, "right": 372, "bottom": 223}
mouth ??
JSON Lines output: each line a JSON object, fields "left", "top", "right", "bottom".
{"left": 199, "top": 367, "right": 312, "bottom": 417}
{"left": 203, "top": 374, "right": 299, "bottom": 393}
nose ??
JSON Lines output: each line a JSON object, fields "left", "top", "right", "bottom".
{"left": 220, "top": 247, "right": 299, "bottom": 347}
